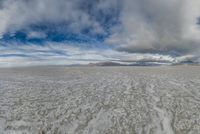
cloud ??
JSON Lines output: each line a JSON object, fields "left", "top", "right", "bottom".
{"left": 0, "top": 42, "right": 197, "bottom": 67}
{"left": 27, "top": 31, "right": 47, "bottom": 39}
{"left": 1, "top": 0, "right": 200, "bottom": 55}
{"left": 106, "top": 0, "right": 200, "bottom": 56}
{"left": 0, "top": 0, "right": 119, "bottom": 37}
{"left": 0, "top": 0, "right": 200, "bottom": 66}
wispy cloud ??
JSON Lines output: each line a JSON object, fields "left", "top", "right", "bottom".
{"left": 0, "top": 42, "right": 197, "bottom": 67}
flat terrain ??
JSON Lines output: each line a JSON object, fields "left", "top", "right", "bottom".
{"left": 0, "top": 66, "right": 200, "bottom": 134}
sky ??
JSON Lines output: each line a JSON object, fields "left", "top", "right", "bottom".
{"left": 0, "top": 0, "right": 200, "bottom": 66}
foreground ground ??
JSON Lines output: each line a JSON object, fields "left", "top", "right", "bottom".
{"left": 0, "top": 66, "right": 200, "bottom": 134}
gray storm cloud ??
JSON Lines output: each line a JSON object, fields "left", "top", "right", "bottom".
{"left": 106, "top": 0, "right": 200, "bottom": 57}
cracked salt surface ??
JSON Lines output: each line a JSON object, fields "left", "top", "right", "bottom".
{"left": 0, "top": 66, "right": 200, "bottom": 134}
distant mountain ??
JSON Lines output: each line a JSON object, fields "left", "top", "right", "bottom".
{"left": 172, "top": 60, "right": 199, "bottom": 66}
{"left": 88, "top": 62, "right": 126, "bottom": 66}
{"left": 87, "top": 61, "right": 165, "bottom": 66}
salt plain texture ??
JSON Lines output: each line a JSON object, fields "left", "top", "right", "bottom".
{"left": 0, "top": 66, "right": 200, "bottom": 134}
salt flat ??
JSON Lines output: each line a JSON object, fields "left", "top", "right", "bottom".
{"left": 0, "top": 66, "right": 200, "bottom": 134}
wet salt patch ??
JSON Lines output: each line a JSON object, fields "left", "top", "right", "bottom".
{"left": 153, "top": 106, "right": 174, "bottom": 134}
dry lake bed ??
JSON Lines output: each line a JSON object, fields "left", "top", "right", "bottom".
{"left": 0, "top": 66, "right": 200, "bottom": 134}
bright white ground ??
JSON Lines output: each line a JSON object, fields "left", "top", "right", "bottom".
{"left": 0, "top": 66, "right": 200, "bottom": 134}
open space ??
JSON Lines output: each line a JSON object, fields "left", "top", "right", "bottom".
{"left": 0, "top": 66, "right": 200, "bottom": 134}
